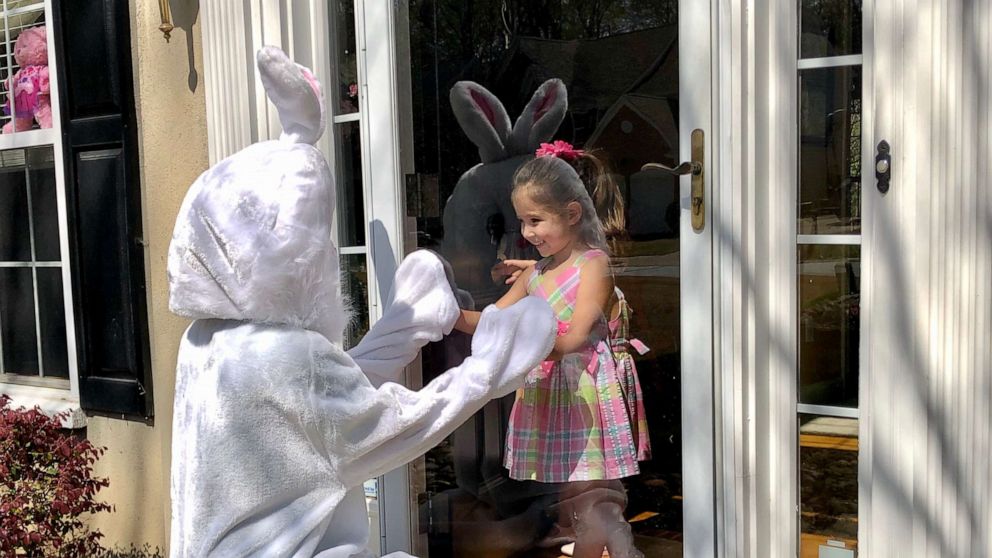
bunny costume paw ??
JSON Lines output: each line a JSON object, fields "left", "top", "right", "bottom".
{"left": 167, "top": 47, "right": 556, "bottom": 558}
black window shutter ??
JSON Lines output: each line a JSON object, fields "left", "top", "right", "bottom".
{"left": 52, "top": 0, "right": 153, "bottom": 419}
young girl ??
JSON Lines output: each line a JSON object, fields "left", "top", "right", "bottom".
{"left": 455, "top": 144, "right": 650, "bottom": 558}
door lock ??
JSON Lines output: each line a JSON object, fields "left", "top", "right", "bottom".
{"left": 641, "top": 128, "right": 706, "bottom": 231}
{"left": 875, "top": 140, "right": 891, "bottom": 193}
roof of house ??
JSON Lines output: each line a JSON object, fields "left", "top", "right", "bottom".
{"left": 498, "top": 25, "right": 678, "bottom": 112}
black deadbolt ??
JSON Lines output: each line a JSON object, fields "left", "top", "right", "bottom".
{"left": 875, "top": 140, "right": 891, "bottom": 193}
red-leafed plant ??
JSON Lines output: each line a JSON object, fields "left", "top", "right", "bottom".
{"left": 0, "top": 394, "right": 111, "bottom": 557}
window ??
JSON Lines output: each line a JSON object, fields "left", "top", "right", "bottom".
{"left": 330, "top": 0, "right": 370, "bottom": 349}
{"left": 0, "top": 146, "right": 71, "bottom": 386}
{"left": 0, "top": 4, "right": 75, "bottom": 393}
{"left": 796, "top": 1, "right": 862, "bottom": 556}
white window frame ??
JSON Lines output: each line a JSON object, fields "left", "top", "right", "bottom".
{"left": 0, "top": 0, "right": 84, "bottom": 428}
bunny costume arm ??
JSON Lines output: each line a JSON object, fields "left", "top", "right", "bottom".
{"left": 318, "top": 297, "right": 554, "bottom": 487}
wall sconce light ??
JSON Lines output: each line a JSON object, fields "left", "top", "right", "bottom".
{"left": 158, "top": 0, "right": 174, "bottom": 41}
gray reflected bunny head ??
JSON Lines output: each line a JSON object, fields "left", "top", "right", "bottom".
{"left": 441, "top": 79, "right": 568, "bottom": 306}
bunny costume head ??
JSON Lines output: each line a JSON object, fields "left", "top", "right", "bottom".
{"left": 168, "top": 47, "right": 555, "bottom": 558}
{"left": 167, "top": 47, "right": 345, "bottom": 344}
{"left": 440, "top": 79, "right": 568, "bottom": 307}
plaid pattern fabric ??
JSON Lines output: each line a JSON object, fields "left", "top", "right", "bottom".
{"left": 607, "top": 288, "right": 652, "bottom": 462}
{"left": 504, "top": 249, "right": 651, "bottom": 482}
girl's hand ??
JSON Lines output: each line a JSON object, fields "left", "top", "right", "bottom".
{"left": 491, "top": 259, "right": 537, "bottom": 284}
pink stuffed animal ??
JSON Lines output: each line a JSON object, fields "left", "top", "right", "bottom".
{"left": 3, "top": 25, "right": 51, "bottom": 133}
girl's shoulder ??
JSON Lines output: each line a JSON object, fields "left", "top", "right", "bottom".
{"left": 582, "top": 248, "right": 608, "bottom": 261}
{"left": 574, "top": 248, "right": 609, "bottom": 269}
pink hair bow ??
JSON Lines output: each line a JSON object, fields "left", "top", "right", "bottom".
{"left": 536, "top": 140, "right": 584, "bottom": 162}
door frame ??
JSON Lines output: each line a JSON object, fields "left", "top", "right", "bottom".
{"left": 679, "top": 0, "right": 719, "bottom": 556}
{"left": 369, "top": 0, "right": 743, "bottom": 555}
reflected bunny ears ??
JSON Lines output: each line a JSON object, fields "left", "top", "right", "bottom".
{"left": 257, "top": 46, "right": 326, "bottom": 145}
{"left": 450, "top": 79, "right": 568, "bottom": 163}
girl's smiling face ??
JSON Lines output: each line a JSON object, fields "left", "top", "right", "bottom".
{"left": 512, "top": 189, "right": 579, "bottom": 258}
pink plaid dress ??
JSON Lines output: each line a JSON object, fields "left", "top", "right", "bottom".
{"left": 504, "top": 249, "right": 651, "bottom": 482}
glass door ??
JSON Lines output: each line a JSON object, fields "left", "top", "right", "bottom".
{"left": 393, "top": 1, "right": 716, "bottom": 555}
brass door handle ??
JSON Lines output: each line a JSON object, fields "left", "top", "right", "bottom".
{"left": 641, "top": 161, "right": 701, "bottom": 176}
{"left": 641, "top": 128, "right": 705, "bottom": 231}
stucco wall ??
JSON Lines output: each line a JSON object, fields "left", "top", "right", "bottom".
{"left": 85, "top": 0, "right": 207, "bottom": 552}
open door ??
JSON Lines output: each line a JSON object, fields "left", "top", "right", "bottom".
{"left": 383, "top": 1, "right": 717, "bottom": 555}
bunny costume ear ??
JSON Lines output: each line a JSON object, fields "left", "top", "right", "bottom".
{"left": 257, "top": 46, "right": 326, "bottom": 145}
{"left": 450, "top": 81, "right": 512, "bottom": 163}
{"left": 507, "top": 78, "right": 568, "bottom": 156}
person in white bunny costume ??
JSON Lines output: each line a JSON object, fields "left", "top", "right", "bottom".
{"left": 167, "top": 46, "right": 556, "bottom": 558}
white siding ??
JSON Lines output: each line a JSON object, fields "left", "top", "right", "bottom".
{"left": 866, "top": 0, "right": 992, "bottom": 556}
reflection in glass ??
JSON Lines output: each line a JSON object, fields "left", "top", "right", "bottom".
{"left": 333, "top": 0, "right": 359, "bottom": 115}
{"left": 336, "top": 122, "right": 365, "bottom": 247}
{"left": 800, "top": 0, "right": 862, "bottom": 59}
{"left": 798, "top": 245, "right": 860, "bottom": 408}
{"left": 0, "top": 268, "right": 38, "bottom": 375}
{"left": 0, "top": 164, "right": 30, "bottom": 261}
{"left": 799, "top": 413, "right": 858, "bottom": 556}
{"left": 28, "top": 149, "right": 60, "bottom": 261}
{"left": 406, "top": 1, "right": 684, "bottom": 555}
{"left": 341, "top": 254, "right": 369, "bottom": 350}
{"left": 37, "top": 268, "right": 69, "bottom": 378}
{"left": 799, "top": 66, "right": 862, "bottom": 235}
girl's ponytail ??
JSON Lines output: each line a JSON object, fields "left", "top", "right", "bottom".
{"left": 573, "top": 151, "right": 627, "bottom": 241}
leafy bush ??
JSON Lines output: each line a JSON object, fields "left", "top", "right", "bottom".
{"left": 0, "top": 394, "right": 111, "bottom": 557}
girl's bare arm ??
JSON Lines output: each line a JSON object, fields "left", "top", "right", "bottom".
{"left": 453, "top": 264, "right": 535, "bottom": 334}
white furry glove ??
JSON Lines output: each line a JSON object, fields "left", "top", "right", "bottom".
{"left": 468, "top": 296, "right": 556, "bottom": 398}
{"left": 347, "top": 250, "right": 460, "bottom": 386}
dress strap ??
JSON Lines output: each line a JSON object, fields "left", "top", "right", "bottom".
{"left": 572, "top": 248, "right": 608, "bottom": 268}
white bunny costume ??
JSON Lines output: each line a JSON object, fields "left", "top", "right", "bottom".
{"left": 167, "top": 47, "right": 556, "bottom": 558}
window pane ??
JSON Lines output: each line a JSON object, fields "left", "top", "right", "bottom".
{"left": 800, "top": 0, "right": 862, "bottom": 58}
{"left": 0, "top": 267, "right": 38, "bottom": 375}
{"left": 341, "top": 253, "right": 368, "bottom": 350}
{"left": 406, "top": 3, "right": 684, "bottom": 555}
{"left": 37, "top": 268, "right": 68, "bottom": 378}
{"left": 799, "top": 413, "right": 859, "bottom": 557}
{"left": 336, "top": 122, "right": 365, "bottom": 246}
{"left": 799, "top": 66, "right": 862, "bottom": 235}
{"left": 28, "top": 147, "right": 60, "bottom": 261}
{"left": 798, "top": 244, "right": 860, "bottom": 407}
{"left": 0, "top": 164, "right": 30, "bottom": 261}
{"left": 332, "top": 0, "right": 359, "bottom": 115}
